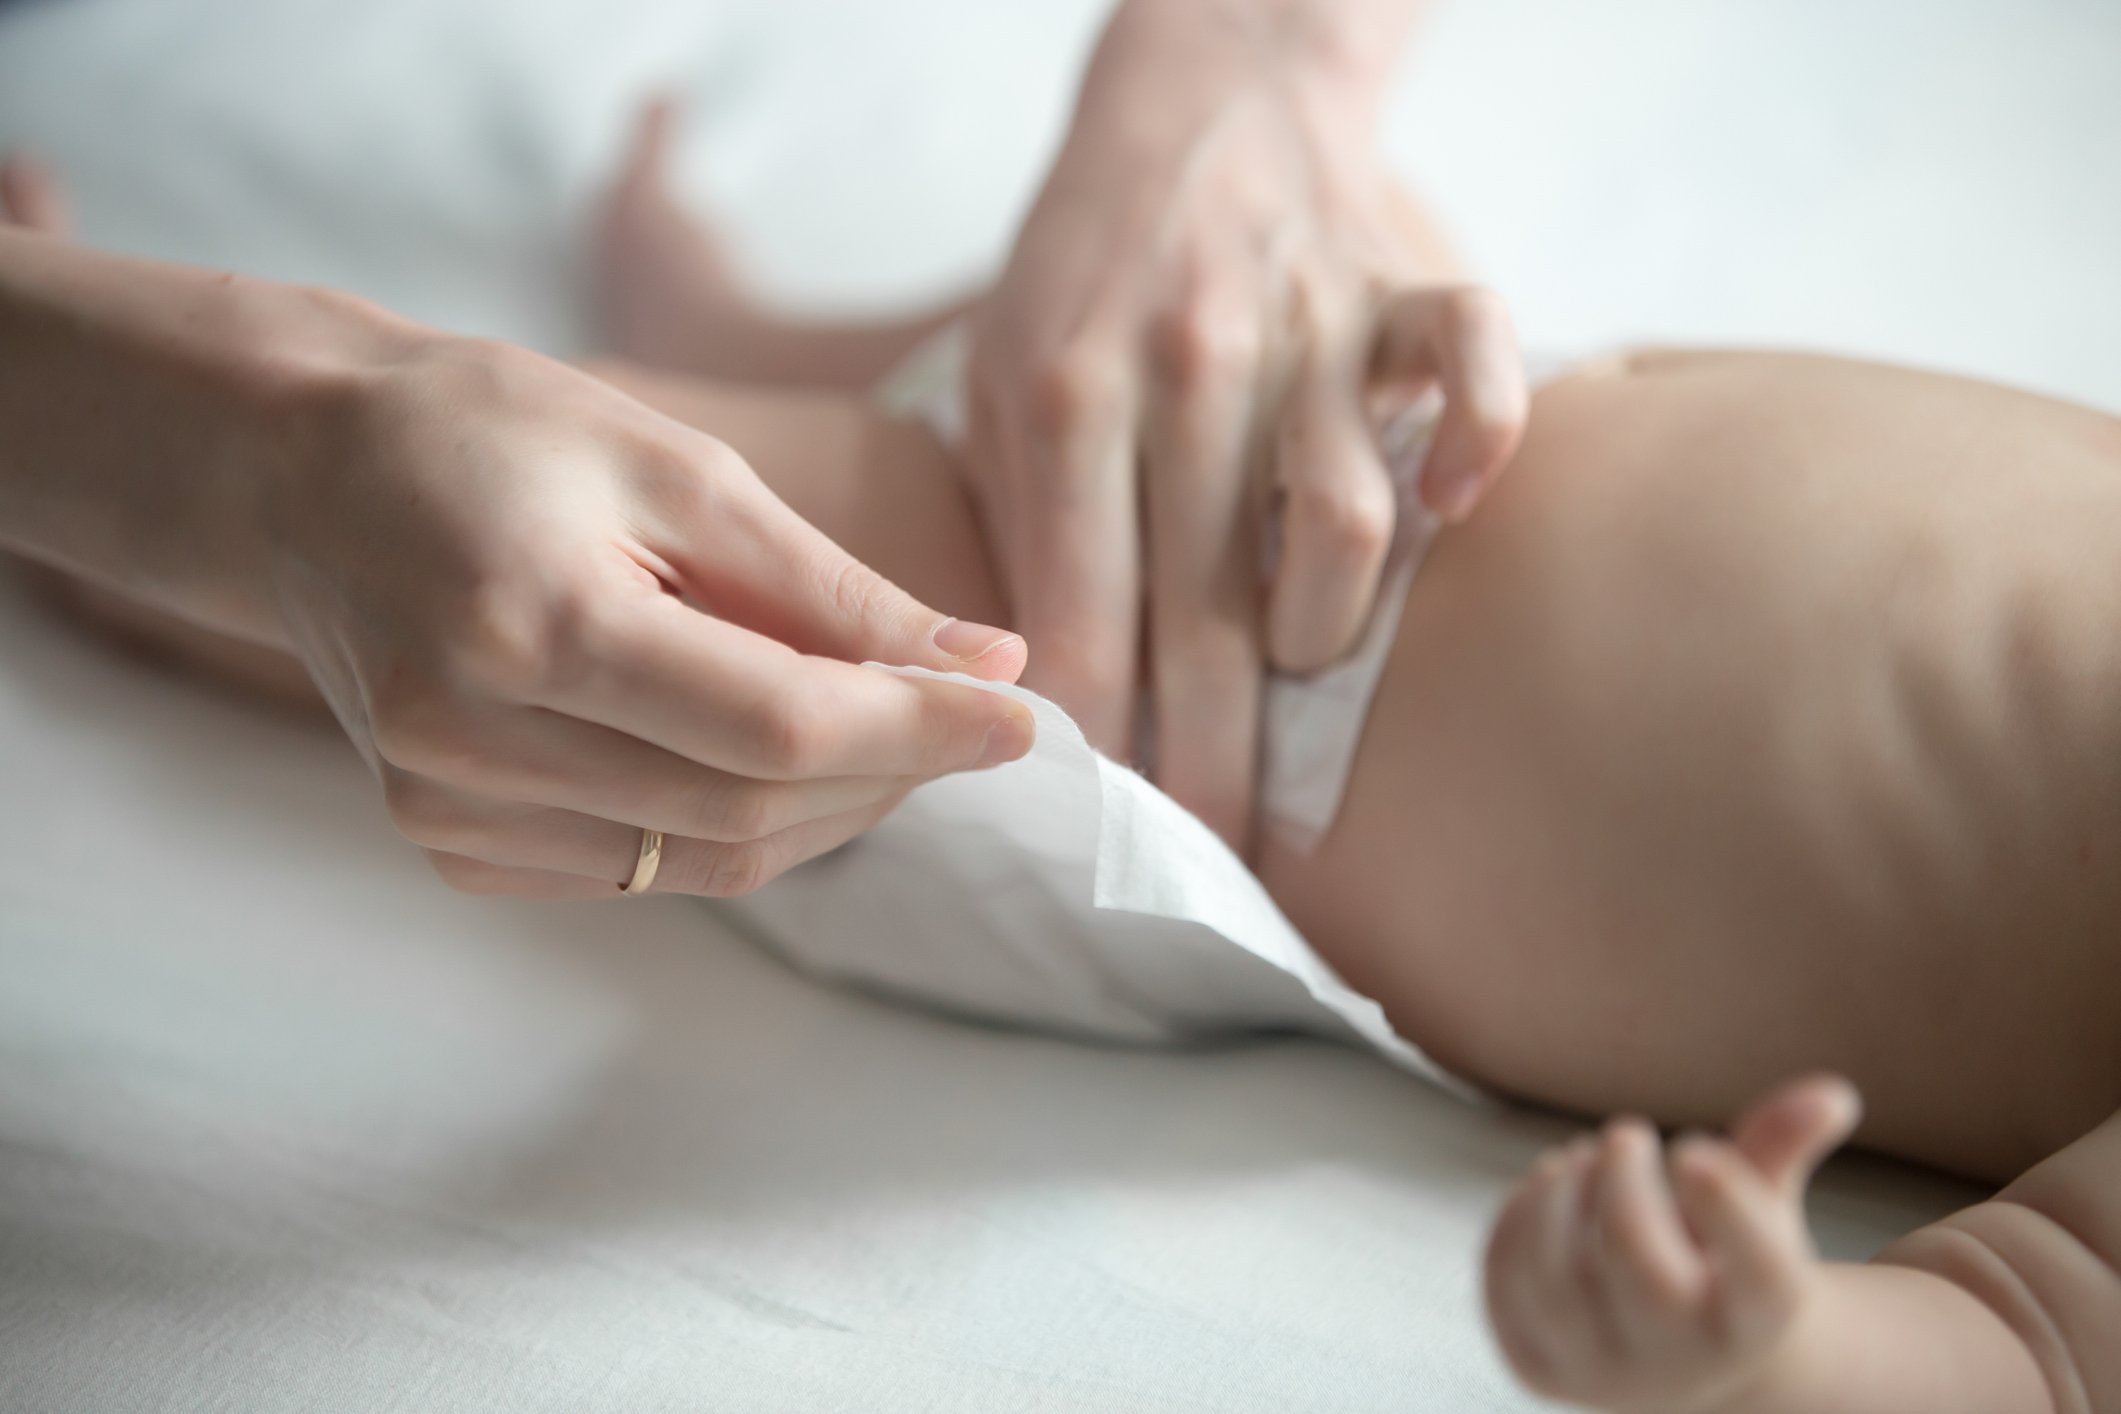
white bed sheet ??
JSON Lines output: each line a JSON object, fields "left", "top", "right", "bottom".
{"left": 4, "top": 1, "right": 2113, "bottom": 1409}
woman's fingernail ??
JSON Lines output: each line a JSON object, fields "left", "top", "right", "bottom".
{"left": 976, "top": 708, "right": 1035, "bottom": 768}
{"left": 1427, "top": 467, "right": 1485, "bottom": 524}
{"left": 933, "top": 617, "right": 1022, "bottom": 663}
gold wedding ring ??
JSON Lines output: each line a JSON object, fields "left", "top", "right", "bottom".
{"left": 622, "top": 827, "right": 665, "bottom": 896}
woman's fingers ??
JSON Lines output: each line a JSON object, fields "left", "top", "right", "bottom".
{"left": 1266, "top": 283, "right": 1521, "bottom": 674}
{"left": 649, "top": 795, "right": 905, "bottom": 896}
{"left": 1372, "top": 285, "right": 1528, "bottom": 523}
{"left": 665, "top": 444, "right": 1029, "bottom": 685}
{"left": 395, "top": 777, "right": 908, "bottom": 897}
{"left": 1141, "top": 285, "right": 1266, "bottom": 846}
{"left": 974, "top": 337, "right": 1144, "bottom": 759}
{"left": 421, "top": 854, "right": 622, "bottom": 900}
{"left": 1266, "top": 343, "right": 1399, "bottom": 674}
{"left": 525, "top": 585, "right": 1034, "bottom": 783}
{"left": 381, "top": 709, "right": 922, "bottom": 845}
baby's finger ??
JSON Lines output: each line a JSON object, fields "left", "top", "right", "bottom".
{"left": 1530, "top": 1140, "right": 1610, "bottom": 1375}
{"left": 1484, "top": 1162, "right": 1567, "bottom": 1384}
{"left": 1593, "top": 1119, "right": 1710, "bottom": 1349}
{"left": 1574, "top": 1135, "right": 1632, "bottom": 1360}
{"left": 1672, "top": 1138, "right": 1809, "bottom": 1350}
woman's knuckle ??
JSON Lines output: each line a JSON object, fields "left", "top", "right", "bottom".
{"left": 367, "top": 673, "right": 466, "bottom": 774}
{"left": 1439, "top": 282, "right": 1508, "bottom": 337}
{"left": 1295, "top": 480, "right": 1393, "bottom": 557}
{"left": 690, "top": 776, "right": 776, "bottom": 841}
{"left": 695, "top": 433, "right": 754, "bottom": 483}
{"left": 814, "top": 555, "right": 897, "bottom": 635}
{"left": 753, "top": 689, "right": 838, "bottom": 777}
{"left": 447, "top": 579, "right": 557, "bottom": 697}
{"left": 684, "top": 841, "right": 772, "bottom": 898}
{"left": 381, "top": 769, "right": 454, "bottom": 846}
{"left": 1153, "top": 307, "right": 1258, "bottom": 390}
{"left": 1025, "top": 349, "right": 1116, "bottom": 435}
{"left": 1039, "top": 636, "right": 1132, "bottom": 711}
{"left": 639, "top": 437, "right": 734, "bottom": 518}
{"left": 535, "top": 584, "right": 624, "bottom": 697}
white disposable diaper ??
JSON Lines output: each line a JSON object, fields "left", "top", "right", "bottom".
{"left": 719, "top": 327, "right": 1540, "bottom": 1093}
{"left": 722, "top": 663, "right": 1464, "bottom": 1090}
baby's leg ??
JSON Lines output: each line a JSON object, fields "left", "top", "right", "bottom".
{"left": 596, "top": 99, "right": 976, "bottom": 390}
{"left": 591, "top": 98, "right": 1464, "bottom": 389}
{"left": 1487, "top": 1083, "right": 2120, "bottom": 1412}
{"left": 576, "top": 360, "right": 1007, "bottom": 627}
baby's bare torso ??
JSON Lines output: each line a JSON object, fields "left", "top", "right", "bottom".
{"left": 1267, "top": 352, "right": 2121, "bottom": 1183}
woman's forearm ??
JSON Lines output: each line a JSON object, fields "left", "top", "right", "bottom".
{"left": 0, "top": 227, "right": 402, "bottom": 640}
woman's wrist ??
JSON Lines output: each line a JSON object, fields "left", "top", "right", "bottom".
{"left": 0, "top": 229, "right": 416, "bottom": 641}
{"left": 214, "top": 284, "right": 437, "bottom": 647}
{"left": 1076, "top": 0, "right": 1413, "bottom": 152}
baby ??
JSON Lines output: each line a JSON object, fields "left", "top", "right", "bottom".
{"left": 8, "top": 100, "right": 2119, "bottom": 1414}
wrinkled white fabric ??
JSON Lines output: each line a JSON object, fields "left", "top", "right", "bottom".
{"left": 0, "top": 0, "right": 2088, "bottom": 1409}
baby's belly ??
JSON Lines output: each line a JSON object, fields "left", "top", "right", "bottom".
{"left": 1265, "top": 352, "right": 2121, "bottom": 1183}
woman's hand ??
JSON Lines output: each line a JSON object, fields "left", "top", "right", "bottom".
{"left": 966, "top": 0, "right": 1523, "bottom": 845}
{"left": 261, "top": 334, "right": 1035, "bottom": 897}
{"left": 0, "top": 211, "right": 1033, "bottom": 899}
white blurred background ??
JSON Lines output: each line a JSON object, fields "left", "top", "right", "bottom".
{"left": 3, "top": 0, "right": 2117, "bottom": 406}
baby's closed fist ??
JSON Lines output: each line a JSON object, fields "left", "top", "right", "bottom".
{"left": 1482, "top": 1075, "right": 1861, "bottom": 1413}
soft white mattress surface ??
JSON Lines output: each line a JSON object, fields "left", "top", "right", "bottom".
{"left": 3, "top": 1, "right": 2113, "bottom": 1409}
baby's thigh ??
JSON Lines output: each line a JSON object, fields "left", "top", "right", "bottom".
{"left": 1263, "top": 353, "right": 2121, "bottom": 1160}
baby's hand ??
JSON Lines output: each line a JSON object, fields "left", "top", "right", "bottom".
{"left": 1483, "top": 1075, "right": 1862, "bottom": 1413}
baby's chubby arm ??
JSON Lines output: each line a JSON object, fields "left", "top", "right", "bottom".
{"left": 1484, "top": 1078, "right": 2119, "bottom": 1413}
{"left": 1867, "top": 1108, "right": 2121, "bottom": 1414}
